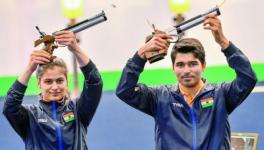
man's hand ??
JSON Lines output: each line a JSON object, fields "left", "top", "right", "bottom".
{"left": 203, "top": 15, "right": 229, "bottom": 49}
{"left": 138, "top": 33, "right": 171, "bottom": 60}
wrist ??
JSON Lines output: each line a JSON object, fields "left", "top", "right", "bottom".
{"left": 25, "top": 65, "right": 36, "bottom": 75}
{"left": 68, "top": 43, "right": 80, "bottom": 52}
{"left": 219, "top": 39, "right": 230, "bottom": 50}
{"left": 138, "top": 48, "right": 147, "bottom": 60}
{"left": 18, "top": 69, "right": 34, "bottom": 86}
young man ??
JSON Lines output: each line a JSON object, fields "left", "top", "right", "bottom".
{"left": 116, "top": 16, "right": 257, "bottom": 149}
{"left": 3, "top": 31, "right": 103, "bottom": 150}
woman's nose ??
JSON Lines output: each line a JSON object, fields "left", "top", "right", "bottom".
{"left": 51, "top": 82, "right": 59, "bottom": 89}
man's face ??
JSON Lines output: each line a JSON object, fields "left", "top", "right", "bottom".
{"left": 173, "top": 53, "right": 206, "bottom": 88}
{"left": 38, "top": 66, "right": 67, "bottom": 102}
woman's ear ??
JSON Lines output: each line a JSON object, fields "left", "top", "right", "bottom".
{"left": 37, "top": 79, "right": 41, "bottom": 88}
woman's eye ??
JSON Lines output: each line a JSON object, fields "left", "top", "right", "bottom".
{"left": 44, "top": 80, "right": 52, "bottom": 84}
{"left": 56, "top": 79, "right": 64, "bottom": 84}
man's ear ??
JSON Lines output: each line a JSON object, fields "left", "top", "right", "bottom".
{"left": 202, "top": 62, "right": 206, "bottom": 71}
{"left": 172, "top": 64, "right": 174, "bottom": 71}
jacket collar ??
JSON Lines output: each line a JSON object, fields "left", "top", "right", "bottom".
{"left": 173, "top": 79, "right": 215, "bottom": 95}
{"left": 38, "top": 96, "right": 69, "bottom": 114}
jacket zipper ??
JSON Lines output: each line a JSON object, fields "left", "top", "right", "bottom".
{"left": 52, "top": 102, "right": 63, "bottom": 150}
{"left": 190, "top": 108, "right": 197, "bottom": 150}
{"left": 175, "top": 87, "right": 212, "bottom": 150}
{"left": 179, "top": 95, "right": 197, "bottom": 150}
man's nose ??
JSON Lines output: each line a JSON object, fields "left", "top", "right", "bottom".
{"left": 183, "top": 65, "right": 191, "bottom": 73}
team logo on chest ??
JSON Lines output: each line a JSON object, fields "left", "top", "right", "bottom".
{"left": 63, "top": 112, "right": 75, "bottom": 123}
{"left": 172, "top": 102, "right": 184, "bottom": 108}
{"left": 38, "top": 118, "right": 47, "bottom": 123}
{"left": 200, "top": 97, "right": 214, "bottom": 108}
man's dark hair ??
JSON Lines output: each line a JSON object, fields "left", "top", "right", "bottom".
{"left": 170, "top": 38, "right": 205, "bottom": 65}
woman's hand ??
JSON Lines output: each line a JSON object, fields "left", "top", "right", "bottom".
{"left": 27, "top": 50, "right": 52, "bottom": 73}
{"left": 54, "top": 31, "right": 79, "bottom": 51}
{"left": 18, "top": 50, "right": 52, "bottom": 85}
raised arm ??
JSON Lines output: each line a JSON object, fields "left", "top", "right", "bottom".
{"left": 116, "top": 33, "right": 171, "bottom": 116}
{"left": 77, "top": 61, "right": 103, "bottom": 127}
{"left": 55, "top": 31, "right": 103, "bottom": 127}
{"left": 221, "top": 43, "right": 257, "bottom": 113}
{"left": 203, "top": 16, "right": 257, "bottom": 113}
{"left": 3, "top": 50, "right": 52, "bottom": 140}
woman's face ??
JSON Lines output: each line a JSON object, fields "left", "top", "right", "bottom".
{"left": 38, "top": 66, "right": 68, "bottom": 102}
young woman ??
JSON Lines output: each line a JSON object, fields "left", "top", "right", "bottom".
{"left": 3, "top": 31, "right": 103, "bottom": 150}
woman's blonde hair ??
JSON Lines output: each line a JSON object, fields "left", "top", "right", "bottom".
{"left": 36, "top": 57, "right": 68, "bottom": 80}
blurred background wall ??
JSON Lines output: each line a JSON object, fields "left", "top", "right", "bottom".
{"left": 0, "top": 0, "right": 263, "bottom": 76}
{"left": 0, "top": 0, "right": 263, "bottom": 149}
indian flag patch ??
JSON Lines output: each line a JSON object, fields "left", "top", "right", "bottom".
{"left": 63, "top": 112, "right": 75, "bottom": 123}
{"left": 200, "top": 97, "right": 214, "bottom": 108}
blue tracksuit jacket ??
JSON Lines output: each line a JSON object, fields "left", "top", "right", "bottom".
{"left": 3, "top": 60, "right": 103, "bottom": 150}
{"left": 116, "top": 43, "right": 257, "bottom": 150}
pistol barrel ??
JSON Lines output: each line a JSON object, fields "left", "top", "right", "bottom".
{"left": 175, "top": 7, "right": 220, "bottom": 34}
{"left": 53, "top": 11, "right": 107, "bottom": 35}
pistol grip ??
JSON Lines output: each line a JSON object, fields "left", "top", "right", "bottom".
{"left": 145, "top": 50, "right": 166, "bottom": 64}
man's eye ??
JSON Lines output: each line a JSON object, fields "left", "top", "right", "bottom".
{"left": 189, "top": 62, "right": 198, "bottom": 67}
{"left": 176, "top": 63, "right": 184, "bottom": 67}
